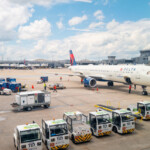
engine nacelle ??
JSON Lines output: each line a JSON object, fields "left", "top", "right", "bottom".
{"left": 83, "top": 77, "right": 96, "bottom": 88}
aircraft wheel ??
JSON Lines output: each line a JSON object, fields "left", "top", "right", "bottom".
{"left": 142, "top": 91, "right": 148, "bottom": 95}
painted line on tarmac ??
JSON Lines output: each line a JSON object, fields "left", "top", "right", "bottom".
{"left": 0, "top": 111, "right": 11, "bottom": 114}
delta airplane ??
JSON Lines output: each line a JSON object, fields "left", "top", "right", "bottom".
{"left": 68, "top": 50, "right": 150, "bottom": 95}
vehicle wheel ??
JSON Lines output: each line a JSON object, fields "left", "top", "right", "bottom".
{"left": 72, "top": 135, "right": 76, "bottom": 144}
{"left": 44, "top": 104, "right": 50, "bottom": 108}
{"left": 27, "top": 107, "right": 32, "bottom": 111}
{"left": 113, "top": 126, "right": 117, "bottom": 133}
{"left": 142, "top": 91, "right": 148, "bottom": 95}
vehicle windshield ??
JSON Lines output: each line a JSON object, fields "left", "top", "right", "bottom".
{"left": 50, "top": 124, "right": 68, "bottom": 137}
{"left": 20, "top": 129, "right": 41, "bottom": 143}
{"left": 121, "top": 113, "right": 134, "bottom": 122}
{"left": 146, "top": 104, "right": 150, "bottom": 111}
{"left": 97, "top": 114, "right": 110, "bottom": 124}
{"left": 70, "top": 114, "right": 83, "bottom": 124}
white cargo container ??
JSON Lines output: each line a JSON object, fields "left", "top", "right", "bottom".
{"left": 13, "top": 123, "right": 42, "bottom": 150}
{"left": 11, "top": 90, "right": 51, "bottom": 111}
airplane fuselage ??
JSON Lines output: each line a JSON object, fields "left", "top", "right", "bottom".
{"left": 69, "top": 65, "right": 150, "bottom": 86}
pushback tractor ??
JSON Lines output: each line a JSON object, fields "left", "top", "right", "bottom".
{"left": 42, "top": 119, "right": 69, "bottom": 150}
{"left": 127, "top": 101, "right": 150, "bottom": 120}
{"left": 96, "top": 104, "right": 135, "bottom": 134}
{"left": 89, "top": 111, "right": 112, "bottom": 136}
{"left": 13, "top": 122, "right": 42, "bottom": 150}
{"left": 63, "top": 111, "right": 92, "bottom": 144}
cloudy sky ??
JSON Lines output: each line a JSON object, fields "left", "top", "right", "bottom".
{"left": 1, "top": 0, "right": 150, "bottom": 61}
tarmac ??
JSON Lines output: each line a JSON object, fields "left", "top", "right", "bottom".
{"left": 0, "top": 68, "right": 150, "bottom": 150}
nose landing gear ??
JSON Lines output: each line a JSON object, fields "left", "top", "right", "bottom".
{"left": 142, "top": 86, "right": 148, "bottom": 95}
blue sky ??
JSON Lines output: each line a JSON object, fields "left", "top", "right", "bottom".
{"left": 1, "top": 0, "right": 150, "bottom": 60}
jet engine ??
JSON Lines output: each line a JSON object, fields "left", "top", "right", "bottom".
{"left": 83, "top": 77, "right": 96, "bottom": 88}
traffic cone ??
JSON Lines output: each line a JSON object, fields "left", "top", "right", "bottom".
{"left": 32, "top": 85, "right": 34, "bottom": 89}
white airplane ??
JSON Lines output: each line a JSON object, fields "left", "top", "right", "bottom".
{"left": 68, "top": 50, "right": 150, "bottom": 95}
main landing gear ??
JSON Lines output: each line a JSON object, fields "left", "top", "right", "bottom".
{"left": 142, "top": 86, "right": 148, "bottom": 95}
{"left": 108, "top": 81, "right": 114, "bottom": 87}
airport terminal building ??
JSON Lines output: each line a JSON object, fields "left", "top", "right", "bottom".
{"left": 0, "top": 50, "right": 150, "bottom": 68}
{"left": 101, "top": 50, "right": 150, "bottom": 65}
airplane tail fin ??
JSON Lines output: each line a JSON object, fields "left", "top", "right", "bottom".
{"left": 69, "top": 50, "right": 77, "bottom": 66}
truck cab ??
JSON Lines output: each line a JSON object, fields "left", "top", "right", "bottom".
{"left": 13, "top": 123, "right": 42, "bottom": 150}
{"left": 112, "top": 109, "right": 135, "bottom": 134}
{"left": 89, "top": 111, "right": 112, "bottom": 136}
{"left": 63, "top": 111, "right": 92, "bottom": 144}
{"left": 137, "top": 101, "right": 150, "bottom": 119}
{"left": 42, "top": 119, "right": 69, "bottom": 150}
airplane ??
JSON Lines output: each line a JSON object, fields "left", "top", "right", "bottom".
{"left": 68, "top": 50, "right": 150, "bottom": 95}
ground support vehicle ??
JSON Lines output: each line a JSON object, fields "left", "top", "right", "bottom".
{"left": 89, "top": 111, "right": 112, "bottom": 136}
{"left": 37, "top": 76, "right": 48, "bottom": 84}
{"left": 13, "top": 122, "right": 42, "bottom": 150}
{"left": 63, "top": 111, "right": 92, "bottom": 144}
{"left": 95, "top": 104, "right": 135, "bottom": 134}
{"left": 0, "top": 88, "right": 11, "bottom": 95}
{"left": 42, "top": 119, "right": 69, "bottom": 150}
{"left": 128, "top": 101, "right": 150, "bottom": 120}
{"left": 11, "top": 90, "right": 51, "bottom": 111}
{"left": 49, "top": 83, "right": 66, "bottom": 90}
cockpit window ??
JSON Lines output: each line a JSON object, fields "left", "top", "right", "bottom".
{"left": 147, "top": 71, "right": 150, "bottom": 75}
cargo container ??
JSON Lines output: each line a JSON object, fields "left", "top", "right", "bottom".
{"left": 0, "top": 78, "right": 5, "bottom": 82}
{"left": 6, "top": 77, "right": 16, "bottom": 82}
{"left": 8, "top": 82, "right": 21, "bottom": 92}
{"left": 2, "top": 82, "right": 9, "bottom": 89}
{"left": 11, "top": 90, "right": 51, "bottom": 111}
{"left": 40, "top": 76, "right": 48, "bottom": 82}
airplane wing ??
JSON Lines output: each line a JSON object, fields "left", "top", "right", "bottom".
{"left": 52, "top": 72, "right": 106, "bottom": 80}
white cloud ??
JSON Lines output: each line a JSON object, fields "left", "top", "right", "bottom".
{"left": 0, "top": 0, "right": 34, "bottom": 41}
{"left": 94, "top": 10, "right": 104, "bottom": 21}
{"left": 56, "top": 20, "right": 64, "bottom": 29}
{"left": 18, "top": 18, "right": 51, "bottom": 40}
{"left": 2, "top": 19, "right": 150, "bottom": 60}
{"left": 74, "top": 0, "right": 92, "bottom": 3}
{"left": 68, "top": 15, "right": 88, "bottom": 26}
{"left": 9, "top": 0, "right": 71, "bottom": 7}
{"left": 89, "top": 22, "right": 104, "bottom": 29}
